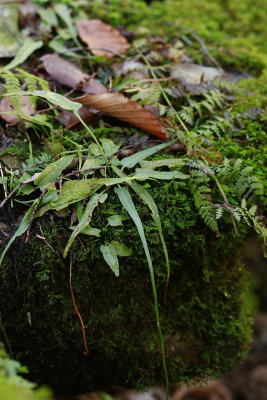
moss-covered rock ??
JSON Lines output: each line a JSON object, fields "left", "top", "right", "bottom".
{"left": 0, "top": 181, "right": 253, "bottom": 395}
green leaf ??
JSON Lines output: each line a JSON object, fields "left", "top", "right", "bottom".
{"left": 115, "top": 185, "right": 168, "bottom": 386}
{"left": 63, "top": 193, "right": 102, "bottom": 257}
{"left": 107, "top": 214, "right": 123, "bottom": 226}
{"left": 4, "top": 39, "right": 43, "bottom": 71}
{"left": 135, "top": 168, "right": 189, "bottom": 180}
{"left": 100, "top": 244, "right": 119, "bottom": 277}
{"left": 249, "top": 205, "right": 257, "bottom": 215}
{"left": 54, "top": 4, "right": 77, "bottom": 40}
{"left": 51, "top": 176, "right": 139, "bottom": 209}
{"left": 79, "top": 226, "right": 101, "bottom": 237}
{"left": 140, "top": 158, "right": 185, "bottom": 169}
{"left": 0, "top": 201, "right": 37, "bottom": 265}
{"left": 120, "top": 140, "right": 174, "bottom": 169}
{"left": 113, "top": 165, "right": 169, "bottom": 285}
{"left": 100, "top": 138, "right": 119, "bottom": 157}
{"left": 34, "top": 155, "right": 74, "bottom": 190}
{"left": 14, "top": 90, "right": 82, "bottom": 113}
{"left": 37, "top": 7, "right": 58, "bottom": 27}
{"left": 82, "top": 156, "right": 105, "bottom": 171}
{"left": 110, "top": 240, "right": 132, "bottom": 257}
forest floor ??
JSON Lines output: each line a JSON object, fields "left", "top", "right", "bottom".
{"left": 0, "top": 1, "right": 266, "bottom": 400}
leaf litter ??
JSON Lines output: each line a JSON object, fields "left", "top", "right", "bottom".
{"left": 76, "top": 19, "right": 130, "bottom": 58}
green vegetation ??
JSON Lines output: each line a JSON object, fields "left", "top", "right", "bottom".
{"left": 0, "top": 0, "right": 266, "bottom": 396}
{"left": 0, "top": 342, "right": 50, "bottom": 400}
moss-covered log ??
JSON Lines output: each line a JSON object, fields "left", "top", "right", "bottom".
{"left": 0, "top": 181, "right": 253, "bottom": 395}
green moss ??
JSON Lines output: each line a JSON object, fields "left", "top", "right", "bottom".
{"left": 0, "top": 180, "right": 253, "bottom": 394}
{"left": 87, "top": 0, "right": 267, "bottom": 73}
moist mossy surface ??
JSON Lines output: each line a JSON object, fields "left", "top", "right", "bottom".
{"left": 0, "top": 181, "right": 253, "bottom": 394}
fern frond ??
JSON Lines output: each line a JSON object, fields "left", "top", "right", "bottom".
{"left": 0, "top": 69, "right": 21, "bottom": 111}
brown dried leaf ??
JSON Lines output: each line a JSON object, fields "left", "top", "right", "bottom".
{"left": 41, "top": 54, "right": 107, "bottom": 94}
{"left": 0, "top": 95, "right": 35, "bottom": 124}
{"left": 74, "top": 93, "right": 167, "bottom": 140}
{"left": 76, "top": 19, "right": 130, "bottom": 58}
{"left": 56, "top": 106, "right": 99, "bottom": 129}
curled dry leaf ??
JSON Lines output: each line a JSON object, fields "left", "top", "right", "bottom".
{"left": 74, "top": 93, "right": 167, "bottom": 140}
{"left": 41, "top": 54, "right": 107, "bottom": 94}
{"left": 0, "top": 95, "right": 35, "bottom": 124}
{"left": 76, "top": 19, "right": 130, "bottom": 58}
{"left": 56, "top": 105, "right": 100, "bottom": 129}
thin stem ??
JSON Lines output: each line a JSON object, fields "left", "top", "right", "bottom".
{"left": 137, "top": 49, "right": 189, "bottom": 133}
{"left": 213, "top": 175, "right": 238, "bottom": 235}
{"left": 69, "top": 244, "right": 89, "bottom": 356}
{"left": 74, "top": 112, "right": 109, "bottom": 166}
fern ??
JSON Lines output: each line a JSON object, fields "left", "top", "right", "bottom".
{"left": 127, "top": 82, "right": 162, "bottom": 106}
{"left": 189, "top": 164, "right": 219, "bottom": 233}
{"left": 179, "top": 89, "right": 225, "bottom": 125}
{"left": 21, "top": 152, "right": 53, "bottom": 175}
{"left": 0, "top": 69, "right": 21, "bottom": 112}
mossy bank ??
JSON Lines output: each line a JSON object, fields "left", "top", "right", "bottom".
{"left": 1, "top": 180, "right": 253, "bottom": 394}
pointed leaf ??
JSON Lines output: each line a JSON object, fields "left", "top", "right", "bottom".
{"left": 74, "top": 92, "right": 167, "bottom": 140}
{"left": 76, "top": 19, "right": 129, "bottom": 58}
{"left": 135, "top": 168, "right": 189, "bottom": 180}
{"left": 0, "top": 202, "right": 36, "bottom": 265}
{"left": 15, "top": 90, "right": 82, "bottom": 113}
{"left": 121, "top": 141, "right": 174, "bottom": 169}
{"left": 54, "top": 4, "right": 77, "bottom": 40}
{"left": 41, "top": 54, "right": 107, "bottom": 94}
{"left": 113, "top": 165, "right": 169, "bottom": 282}
{"left": 64, "top": 193, "right": 101, "bottom": 257}
{"left": 100, "top": 244, "right": 119, "bottom": 276}
{"left": 34, "top": 155, "right": 74, "bottom": 190}
{"left": 4, "top": 38, "right": 43, "bottom": 70}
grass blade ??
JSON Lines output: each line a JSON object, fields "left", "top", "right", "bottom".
{"left": 0, "top": 201, "right": 37, "bottom": 265}
{"left": 63, "top": 193, "right": 101, "bottom": 258}
{"left": 120, "top": 140, "right": 174, "bottom": 170}
{"left": 113, "top": 165, "right": 170, "bottom": 303}
{"left": 115, "top": 186, "right": 169, "bottom": 399}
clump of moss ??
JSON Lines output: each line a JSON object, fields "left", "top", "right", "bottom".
{"left": 0, "top": 180, "right": 253, "bottom": 394}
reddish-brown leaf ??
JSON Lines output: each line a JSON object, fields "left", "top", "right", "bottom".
{"left": 0, "top": 95, "right": 34, "bottom": 124}
{"left": 76, "top": 19, "right": 130, "bottom": 58}
{"left": 41, "top": 54, "right": 107, "bottom": 94}
{"left": 74, "top": 93, "right": 167, "bottom": 140}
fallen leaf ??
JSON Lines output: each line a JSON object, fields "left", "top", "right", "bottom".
{"left": 0, "top": 95, "right": 35, "bottom": 124}
{"left": 41, "top": 54, "right": 107, "bottom": 94}
{"left": 76, "top": 19, "right": 130, "bottom": 58}
{"left": 171, "top": 63, "right": 224, "bottom": 84}
{"left": 74, "top": 93, "right": 167, "bottom": 140}
{"left": 56, "top": 105, "right": 99, "bottom": 129}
